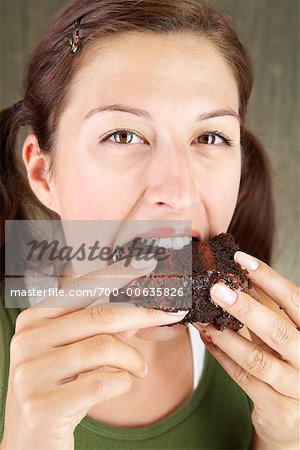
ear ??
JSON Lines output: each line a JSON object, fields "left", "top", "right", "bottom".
{"left": 22, "top": 134, "right": 60, "bottom": 214}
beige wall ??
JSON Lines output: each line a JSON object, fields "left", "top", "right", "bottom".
{"left": 1, "top": 0, "right": 299, "bottom": 284}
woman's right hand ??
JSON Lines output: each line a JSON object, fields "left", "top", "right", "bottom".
{"left": 1, "top": 258, "right": 188, "bottom": 450}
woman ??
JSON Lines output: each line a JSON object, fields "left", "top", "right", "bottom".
{"left": 0, "top": 0, "right": 299, "bottom": 449}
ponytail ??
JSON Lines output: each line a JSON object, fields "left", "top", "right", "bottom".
{"left": 228, "top": 129, "right": 275, "bottom": 265}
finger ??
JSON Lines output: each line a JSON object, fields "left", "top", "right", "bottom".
{"left": 18, "top": 257, "right": 158, "bottom": 326}
{"left": 18, "top": 334, "right": 147, "bottom": 392}
{"left": 198, "top": 332, "right": 287, "bottom": 413}
{"left": 237, "top": 288, "right": 281, "bottom": 354}
{"left": 209, "top": 283, "right": 299, "bottom": 367}
{"left": 194, "top": 324, "right": 298, "bottom": 397}
{"left": 202, "top": 338, "right": 300, "bottom": 446}
{"left": 44, "top": 370, "right": 133, "bottom": 419}
{"left": 235, "top": 251, "right": 300, "bottom": 327}
{"left": 41, "top": 256, "right": 158, "bottom": 310}
{"left": 22, "top": 306, "right": 188, "bottom": 348}
{"left": 247, "top": 329, "right": 283, "bottom": 359}
{"left": 239, "top": 288, "right": 292, "bottom": 358}
{"left": 238, "top": 289, "right": 279, "bottom": 355}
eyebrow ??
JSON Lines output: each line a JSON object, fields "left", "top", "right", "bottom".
{"left": 83, "top": 103, "right": 240, "bottom": 123}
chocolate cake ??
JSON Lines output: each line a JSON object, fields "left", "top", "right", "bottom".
{"left": 109, "top": 233, "right": 252, "bottom": 331}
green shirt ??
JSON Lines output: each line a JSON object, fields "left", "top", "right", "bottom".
{"left": 0, "top": 299, "right": 254, "bottom": 450}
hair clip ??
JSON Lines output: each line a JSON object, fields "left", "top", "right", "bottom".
{"left": 69, "top": 19, "right": 81, "bottom": 54}
{"left": 11, "top": 100, "right": 23, "bottom": 114}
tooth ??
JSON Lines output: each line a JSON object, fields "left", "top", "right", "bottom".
{"left": 172, "top": 237, "right": 185, "bottom": 250}
{"left": 140, "top": 236, "right": 192, "bottom": 250}
{"left": 143, "top": 238, "right": 159, "bottom": 247}
{"left": 158, "top": 238, "right": 172, "bottom": 248}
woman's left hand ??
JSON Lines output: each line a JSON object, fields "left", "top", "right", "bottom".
{"left": 194, "top": 251, "right": 300, "bottom": 450}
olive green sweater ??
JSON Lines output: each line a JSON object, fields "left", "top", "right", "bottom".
{"left": 0, "top": 301, "right": 254, "bottom": 450}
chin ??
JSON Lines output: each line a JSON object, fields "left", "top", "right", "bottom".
{"left": 135, "top": 323, "right": 188, "bottom": 341}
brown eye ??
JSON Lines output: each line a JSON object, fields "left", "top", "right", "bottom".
{"left": 115, "top": 130, "right": 133, "bottom": 144}
{"left": 105, "top": 130, "right": 145, "bottom": 144}
{"left": 197, "top": 133, "right": 224, "bottom": 145}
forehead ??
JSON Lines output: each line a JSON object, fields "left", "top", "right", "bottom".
{"left": 66, "top": 32, "right": 239, "bottom": 117}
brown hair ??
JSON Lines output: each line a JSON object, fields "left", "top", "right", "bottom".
{"left": 0, "top": 0, "right": 275, "bottom": 281}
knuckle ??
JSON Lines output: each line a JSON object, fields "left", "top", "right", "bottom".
{"left": 87, "top": 370, "right": 133, "bottom": 403}
{"left": 251, "top": 409, "right": 268, "bottom": 435}
{"left": 290, "top": 285, "right": 300, "bottom": 308}
{"left": 15, "top": 310, "right": 32, "bottom": 332}
{"left": 265, "top": 361, "right": 282, "bottom": 387}
{"left": 233, "top": 365, "right": 252, "bottom": 386}
{"left": 245, "top": 347, "right": 268, "bottom": 373}
{"left": 251, "top": 409, "right": 262, "bottom": 427}
{"left": 10, "top": 332, "right": 22, "bottom": 354}
{"left": 269, "top": 319, "right": 292, "bottom": 345}
{"left": 91, "top": 334, "right": 114, "bottom": 357}
{"left": 88, "top": 305, "right": 114, "bottom": 325}
{"left": 10, "top": 328, "right": 42, "bottom": 366}
{"left": 130, "top": 347, "right": 145, "bottom": 374}
{"left": 10, "top": 331, "right": 28, "bottom": 361}
{"left": 236, "top": 295, "right": 253, "bottom": 316}
{"left": 13, "top": 362, "right": 32, "bottom": 386}
{"left": 88, "top": 373, "right": 107, "bottom": 401}
{"left": 259, "top": 264, "right": 274, "bottom": 285}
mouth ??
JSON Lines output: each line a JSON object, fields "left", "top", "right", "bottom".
{"left": 111, "top": 236, "right": 194, "bottom": 262}
{"left": 111, "top": 227, "right": 201, "bottom": 263}
{"left": 118, "top": 228, "right": 200, "bottom": 248}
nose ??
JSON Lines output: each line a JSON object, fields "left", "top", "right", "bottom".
{"left": 143, "top": 141, "right": 199, "bottom": 214}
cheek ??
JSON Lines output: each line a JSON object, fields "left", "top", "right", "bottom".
{"left": 198, "top": 153, "right": 241, "bottom": 235}
{"left": 51, "top": 150, "right": 144, "bottom": 220}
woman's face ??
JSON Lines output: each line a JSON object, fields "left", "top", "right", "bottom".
{"left": 36, "top": 32, "right": 242, "bottom": 340}
{"left": 50, "top": 32, "right": 241, "bottom": 230}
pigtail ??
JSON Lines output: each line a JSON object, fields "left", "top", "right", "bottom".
{"left": 0, "top": 105, "right": 55, "bottom": 283}
{"left": 228, "top": 129, "right": 275, "bottom": 265}
{"left": 0, "top": 105, "right": 28, "bottom": 242}
{"left": 1, "top": 105, "right": 28, "bottom": 282}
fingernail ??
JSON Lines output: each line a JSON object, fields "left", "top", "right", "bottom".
{"left": 234, "top": 251, "right": 259, "bottom": 271}
{"left": 130, "top": 256, "right": 157, "bottom": 269}
{"left": 166, "top": 310, "right": 189, "bottom": 316}
{"left": 200, "top": 330, "right": 213, "bottom": 343}
{"left": 210, "top": 283, "right": 237, "bottom": 305}
{"left": 194, "top": 322, "right": 210, "bottom": 329}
